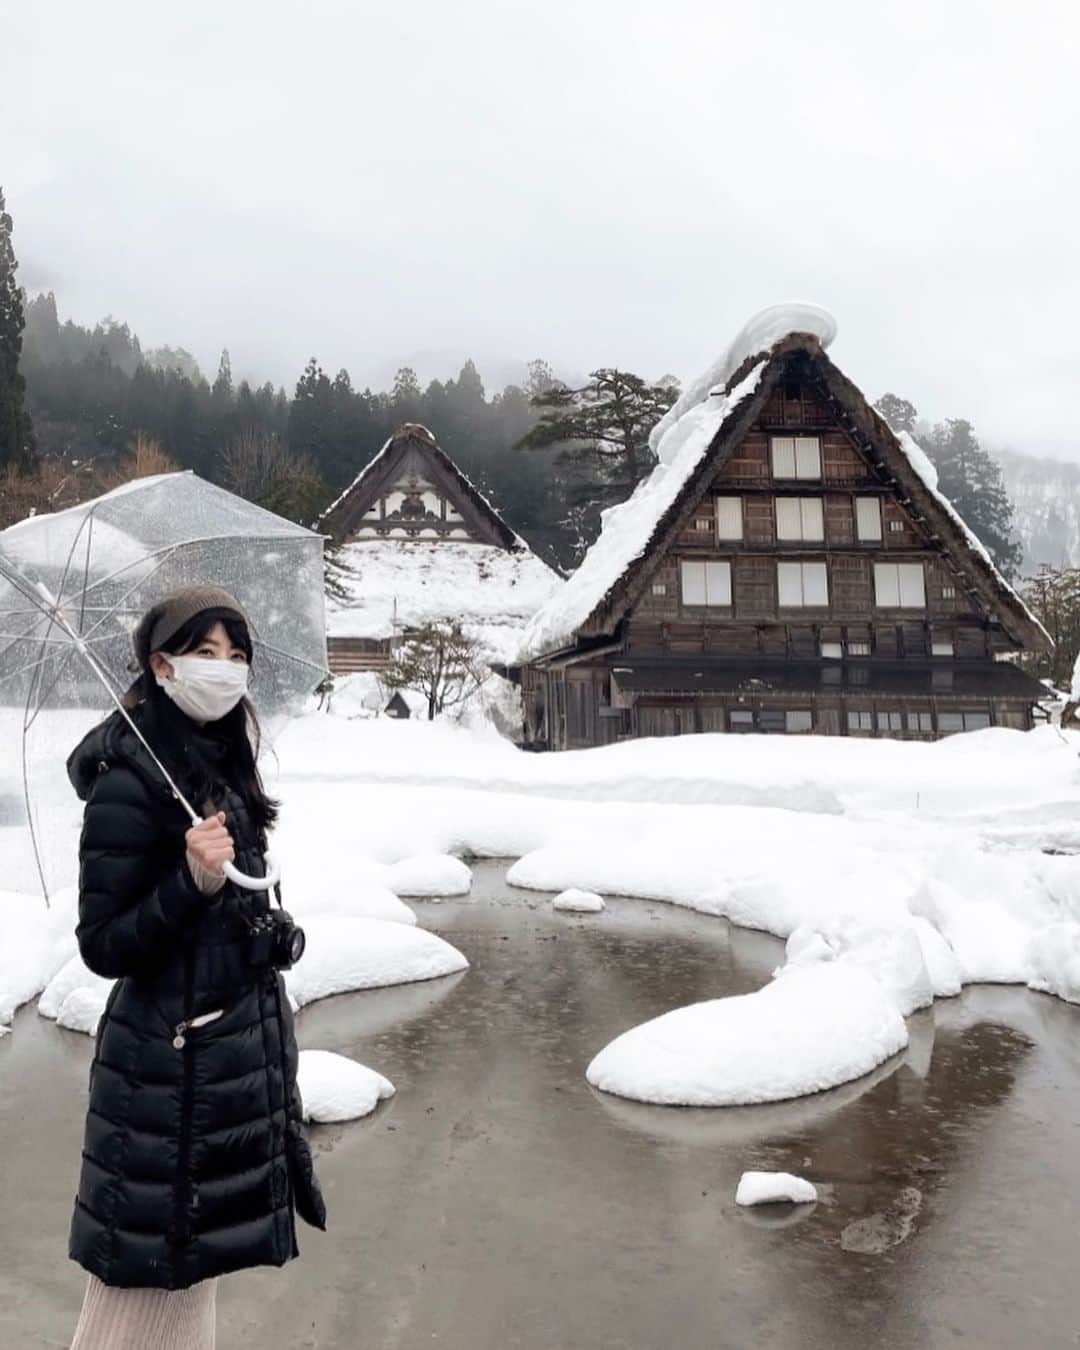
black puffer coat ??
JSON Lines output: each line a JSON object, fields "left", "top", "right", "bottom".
{"left": 66, "top": 706, "right": 326, "bottom": 1290}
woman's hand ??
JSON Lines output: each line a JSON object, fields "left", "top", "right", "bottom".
{"left": 185, "top": 811, "right": 235, "bottom": 879}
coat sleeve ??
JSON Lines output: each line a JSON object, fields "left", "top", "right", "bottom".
{"left": 75, "top": 765, "right": 208, "bottom": 979}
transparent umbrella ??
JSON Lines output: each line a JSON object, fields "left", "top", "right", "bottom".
{"left": 0, "top": 472, "right": 329, "bottom": 903}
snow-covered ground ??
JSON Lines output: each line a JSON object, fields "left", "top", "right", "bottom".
{"left": 326, "top": 538, "right": 561, "bottom": 665}
{"left": 4, "top": 706, "right": 1080, "bottom": 1109}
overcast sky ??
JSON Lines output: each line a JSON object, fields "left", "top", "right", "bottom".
{"left": 6, "top": 1, "right": 1079, "bottom": 455}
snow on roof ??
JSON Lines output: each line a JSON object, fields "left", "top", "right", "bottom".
{"left": 517, "top": 300, "right": 1048, "bottom": 663}
{"left": 318, "top": 423, "right": 534, "bottom": 553}
{"left": 517, "top": 362, "right": 766, "bottom": 661}
{"left": 894, "top": 430, "right": 1050, "bottom": 646}
{"left": 327, "top": 538, "right": 561, "bottom": 664}
{"left": 317, "top": 432, "right": 399, "bottom": 525}
{"left": 650, "top": 303, "right": 838, "bottom": 463}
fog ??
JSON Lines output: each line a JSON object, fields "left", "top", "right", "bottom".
{"left": 6, "top": 1, "right": 1079, "bottom": 453}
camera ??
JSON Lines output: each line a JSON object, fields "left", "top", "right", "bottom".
{"left": 248, "top": 907, "right": 306, "bottom": 970}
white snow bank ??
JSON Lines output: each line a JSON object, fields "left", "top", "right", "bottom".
{"left": 297, "top": 1049, "right": 395, "bottom": 1122}
{"left": 0, "top": 887, "right": 78, "bottom": 1028}
{"left": 386, "top": 853, "right": 472, "bottom": 898}
{"left": 38, "top": 954, "right": 113, "bottom": 1034}
{"left": 736, "top": 1171, "right": 818, "bottom": 1206}
{"left": 1027, "top": 922, "right": 1080, "bottom": 1004}
{"left": 285, "top": 916, "right": 468, "bottom": 1009}
{"left": 280, "top": 874, "right": 417, "bottom": 926}
{"left": 517, "top": 364, "right": 764, "bottom": 660}
{"left": 909, "top": 879, "right": 1034, "bottom": 984}
{"left": 325, "top": 538, "right": 560, "bottom": 664}
{"left": 650, "top": 303, "right": 838, "bottom": 460}
{"left": 586, "top": 964, "right": 907, "bottom": 1107}
{"left": 1072, "top": 651, "right": 1080, "bottom": 703}
{"left": 552, "top": 888, "right": 606, "bottom": 913}
{"left": 780, "top": 922, "right": 934, "bottom": 1016}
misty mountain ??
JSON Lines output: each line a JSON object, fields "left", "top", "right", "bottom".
{"left": 998, "top": 448, "right": 1080, "bottom": 574}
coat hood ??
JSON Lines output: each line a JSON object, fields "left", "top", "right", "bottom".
{"left": 67, "top": 708, "right": 179, "bottom": 805}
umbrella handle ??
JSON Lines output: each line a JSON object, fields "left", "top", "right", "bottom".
{"left": 222, "top": 851, "right": 282, "bottom": 892}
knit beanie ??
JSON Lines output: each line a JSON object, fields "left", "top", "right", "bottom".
{"left": 130, "top": 585, "right": 250, "bottom": 670}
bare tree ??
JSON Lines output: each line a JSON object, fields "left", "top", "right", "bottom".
{"left": 1020, "top": 564, "right": 1080, "bottom": 688}
{"left": 0, "top": 454, "right": 115, "bottom": 528}
{"left": 383, "top": 621, "right": 486, "bottom": 720}
{"left": 219, "top": 429, "right": 325, "bottom": 524}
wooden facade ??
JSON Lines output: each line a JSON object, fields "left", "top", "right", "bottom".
{"left": 326, "top": 634, "right": 394, "bottom": 675}
{"left": 319, "top": 422, "right": 520, "bottom": 550}
{"left": 321, "top": 423, "right": 549, "bottom": 676}
{"left": 515, "top": 336, "right": 1051, "bottom": 749}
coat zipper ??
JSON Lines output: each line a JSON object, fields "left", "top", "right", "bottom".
{"left": 270, "top": 973, "right": 299, "bottom": 1254}
{"left": 172, "top": 1007, "right": 225, "bottom": 1049}
{"left": 173, "top": 948, "right": 196, "bottom": 1254}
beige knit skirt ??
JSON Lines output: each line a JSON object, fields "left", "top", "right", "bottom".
{"left": 70, "top": 1271, "right": 217, "bottom": 1349}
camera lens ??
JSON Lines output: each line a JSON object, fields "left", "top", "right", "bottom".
{"left": 289, "top": 927, "right": 306, "bottom": 964}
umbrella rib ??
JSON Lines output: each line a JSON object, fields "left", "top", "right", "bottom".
{"left": 251, "top": 635, "right": 330, "bottom": 674}
{"left": 74, "top": 535, "right": 315, "bottom": 603}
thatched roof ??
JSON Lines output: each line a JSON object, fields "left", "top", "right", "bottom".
{"left": 318, "top": 422, "right": 529, "bottom": 553}
{"left": 518, "top": 332, "right": 1050, "bottom": 661}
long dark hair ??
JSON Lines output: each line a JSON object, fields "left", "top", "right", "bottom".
{"left": 124, "top": 606, "right": 279, "bottom": 832}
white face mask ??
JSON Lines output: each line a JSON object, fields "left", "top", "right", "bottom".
{"left": 155, "top": 653, "right": 250, "bottom": 723}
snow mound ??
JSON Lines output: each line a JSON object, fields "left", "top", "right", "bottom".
{"left": 0, "top": 887, "right": 77, "bottom": 1028}
{"left": 781, "top": 922, "right": 934, "bottom": 1017}
{"left": 650, "top": 303, "right": 837, "bottom": 460}
{"left": 736, "top": 1171, "right": 818, "bottom": 1206}
{"left": 285, "top": 916, "right": 468, "bottom": 1009}
{"left": 1072, "top": 652, "right": 1080, "bottom": 703}
{"left": 909, "top": 880, "right": 1033, "bottom": 984}
{"left": 586, "top": 964, "right": 907, "bottom": 1107}
{"left": 283, "top": 876, "right": 417, "bottom": 925}
{"left": 56, "top": 986, "right": 110, "bottom": 1034}
{"left": 297, "top": 1049, "right": 395, "bottom": 1122}
{"left": 38, "top": 954, "right": 113, "bottom": 1034}
{"left": 1027, "top": 922, "right": 1080, "bottom": 1004}
{"left": 387, "top": 853, "right": 472, "bottom": 898}
{"left": 552, "top": 888, "right": 606, "bottom": 914}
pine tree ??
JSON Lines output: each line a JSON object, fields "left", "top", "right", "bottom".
{"left": 212, "top": 349, "right": 233, "bottom": 402}
{"left": 517, "top": 368, "right": 678, "bottom": 558}
{"left": 926, "top": 418, "right": 1023, "bottom": 578}
{"left": 0, "top": 188, "right": 35, "bottom": 470}
{"left": 391, "top": 367, "right": 422, "bottom": 423}
{"left": 525, "top": 359, "right": 556, "bottom": 400}
{"left": 876, "top": 394, "right": 1022, "bottom": 580}
{"left": 874, "top": 392, "right": 918, "bottom": 435}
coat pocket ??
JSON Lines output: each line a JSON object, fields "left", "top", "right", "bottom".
{"left": 286, "top": 1123, "right": 327, "bottom": 1231}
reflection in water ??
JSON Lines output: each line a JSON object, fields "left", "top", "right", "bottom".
{"left": 749, "top": 1016, "right": 1035, "bottom": 1346}
{"left": 4, "top": 854, "right": 1068, "bottom": 1350}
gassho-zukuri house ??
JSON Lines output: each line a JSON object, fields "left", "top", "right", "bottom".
{"left": 510, "top": 306, "right": 1051, "bottom": 750}
{"left": 318, "top": 422, "right": 560, "bottom": 673}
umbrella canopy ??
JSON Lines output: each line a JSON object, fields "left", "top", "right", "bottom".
{"left": 0, "top": 471, "right": 329, "bottom": 900}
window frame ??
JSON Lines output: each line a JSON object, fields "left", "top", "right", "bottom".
{"left": 714, "top": 496, "right": 743, "bottom": 542}
{"left": 873, "top": 561, "right": 926, "bottom": 609}
{"left": 854, "top": 496, "right": 883, "bottom": 542}
{"left": 777, "top": 560, "right": 829, "bottom": 608}
{"left": 771, "top": 435, "right": 822, "bottom": 481}
{"left": 775, "top": 496, "right": 825, "bottom": 542}
{"left": 680, "top": 559, "right": 732, "bottom": 607}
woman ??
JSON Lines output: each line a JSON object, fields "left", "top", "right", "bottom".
{"left": 65, "top": 584, "right": 326, "bottom": 1350}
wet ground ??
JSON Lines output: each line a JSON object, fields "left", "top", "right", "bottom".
{"left": 4, "top": 859, "right": 1080, "bottom": 1349}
